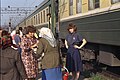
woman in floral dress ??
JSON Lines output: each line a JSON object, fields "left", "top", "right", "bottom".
{"left": 21, "top": 25, "right": 38, "bottom": 80}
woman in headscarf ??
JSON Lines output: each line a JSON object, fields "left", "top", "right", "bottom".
{"left": 0, "top": 30, "right": 27, "bottom": 80}
{"left": 21, "top": 25, "right": 38, "bottom": 80}
{"left": 33, "top": 27, "right": 62, "bottom": 80}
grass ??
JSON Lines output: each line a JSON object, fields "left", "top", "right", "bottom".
{"left": 90, "top": 74, "right": 104, "bottom": 80}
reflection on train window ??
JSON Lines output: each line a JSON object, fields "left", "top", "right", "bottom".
{"left": 76, "top": 0, "right": 82, "bottom": 13}
{"left": 69, "top": 0, "right": 73, "bottom": 16}
{"left": 88, "top": 0, "right": 100, "bottom": 10}
{"left": 111, "top": 0, "right": 120, "bottom": 4}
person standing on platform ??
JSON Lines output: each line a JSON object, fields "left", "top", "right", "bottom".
{"left": 21, "top": 25, "right": 38, "bottom": 80}
{"left": 33, "top": 27, "right": 62, "bottom": 80}
{"left": 65, "top": 23, "right": 87, "bottom": 80}
{"left": 0, "top": 31, "right": 27, "bottom": 80}
{"left": 14, "top": 30, "right": 22, "bottom": 54}
{"left": 18, "top": 27, "right": 23, "bottom": 38}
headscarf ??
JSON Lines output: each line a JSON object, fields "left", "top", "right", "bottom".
{"left": 39, "top": 27, "right": 57, "bottom": 47}
{"left": 10, "top": 30, "right": 16, "bottom": 44}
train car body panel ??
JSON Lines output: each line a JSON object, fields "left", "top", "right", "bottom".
{"left": 60, "top": 10, "right": 120, "bottom": 46}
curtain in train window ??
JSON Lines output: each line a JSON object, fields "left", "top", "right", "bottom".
{"left": 76, "top": 0, "right": 82, "bottom": 13}
{"left": 88, "top": 0, "right": 94, "bottom": 10}
{"left": 69, "top": 0, "right": 73, "bottom": 16}
{"left": 112, "top": 0, "right": 120, "bottom": 3}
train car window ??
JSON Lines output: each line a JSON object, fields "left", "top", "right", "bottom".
{"left": 36, "top": 15, "right": 37, "bottom": 24}
{"left": 111, "top": 0, "right": 120, "bottom": 4}
{"left": 41, "top": 12, "right": 42, "bottom": 23}
{"left": 34, "top": 16, "right": 35, "bottom": 25}
{"left": 38, "top": 13, "right": 40, "bottom": 24}
{"left": 43, "top": 10, "right": 45, "bottom": 23}
{"left": 95, "top": 0, "right": 99, "bottom": 8}
{"left": 88, "top": 0, "right": 99, "bottom": 10}
{"left": 69, "top": 0, "right": 73, "bottom": 15}
{"left": 76, "top": 0, "right": 82, "bottom": 13}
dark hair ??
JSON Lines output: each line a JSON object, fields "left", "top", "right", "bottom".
{"left": 1, "top": 30, "right": 8, "bottom": 37}
{"left": 26, "top": 25, "right": 36, "bottom": 34}
{"left": 67, "top": 23, "right": 77, "bottom": 32}
{"left": 19, "top": 27, "right": 22, "bottom": 31}
{"left": 1, "top": 35, "right": 14, "bottom": 49}
{"left": 16, "top": 30, "right": 20, "bottom": 35}
{"left": 47, "top": 13, "right": 51, "bottom": 17}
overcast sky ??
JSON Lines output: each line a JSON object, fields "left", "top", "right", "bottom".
{"left": 1, "top": 0, "right": 44, "bottom": 27}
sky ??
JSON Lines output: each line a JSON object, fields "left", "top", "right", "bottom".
{"left": 1, "top": 0, "right": 44, "bottom": 27}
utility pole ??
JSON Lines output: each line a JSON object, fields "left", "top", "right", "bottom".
{"left": 51, "top": 0, "right": 59, "bottom": 38}
{"left": 51, "top": 0, "right": 56, "bottom": 35}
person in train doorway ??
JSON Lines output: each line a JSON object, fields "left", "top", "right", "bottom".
{"left": 32, "top": 27, "right": 62, "bottom": 80}
{"left": 65, "top": 23, "right": 87, "bottom": 80}
{"left": 0, "top": 30, "right": 28, "bottom": 80}
{"left": 20, "top": 25, "right": 38, "bottom": 80}
{"left": 47, "top": 13, "right": 51, "bottom": 29}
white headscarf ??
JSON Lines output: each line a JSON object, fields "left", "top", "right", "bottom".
{"left": 39, "top": 27, "right": 57, "bottom": 47}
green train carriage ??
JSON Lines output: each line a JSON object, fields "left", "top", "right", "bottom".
{"left": 16, "top": 0, "right": 120, "bottom": 67}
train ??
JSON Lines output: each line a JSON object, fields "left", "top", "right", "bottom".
{"left": 16, "top": 0, "right": 120, "bottom": 69}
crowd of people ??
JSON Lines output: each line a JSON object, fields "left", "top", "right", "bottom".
{"left": 0, "top": 22, "right": 87, "bottom": 80}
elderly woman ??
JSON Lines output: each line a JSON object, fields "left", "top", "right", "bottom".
{"left": 21, "top": 25, "right": 38, "bottom": 80}
{"left": 0, "top": 30, "right": 27, "bottom": 80}
{"left": 33, "top": 27, "right": 62, "bottom": 80}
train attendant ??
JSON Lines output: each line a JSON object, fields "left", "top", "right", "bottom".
{"left": 21, "top": 25, "right": 38, "bottom": 80}
{"left": 47, "top": 13, "right": 51, "bottom": 29}
{"left": 65, "top": 23, "right": 87, "bottom": 80}
{"left": 33, "top": 27, "right": 62, "bottom": 80}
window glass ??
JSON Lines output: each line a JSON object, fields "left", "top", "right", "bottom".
{"left": 112, "top": 0, "right": 120, "bottom": 4}
{"left": 69, "top": 0, "right": 73, "bottom": 15}
{"left": 76, "top": 0, "right": 82, "bottom": 13}
{"left": 88, "top": 0, "right": 99, "bottom": 10}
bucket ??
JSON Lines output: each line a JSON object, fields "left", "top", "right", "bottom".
{"left": 63, "top": 66, "right": 69, "bottom": 80}
{"left": 63, "top": 72, "right": 69, "bottom": 80}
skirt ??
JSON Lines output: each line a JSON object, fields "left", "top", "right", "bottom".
{"left": 66, "top": 47, "right": 82, "bottom": 72}
{"left": 42, "top": 67, "right": 62, "bottom": 80}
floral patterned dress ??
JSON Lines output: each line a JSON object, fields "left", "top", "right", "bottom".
{"left": 21, "top": 36, "right": 38, "bottom": 78}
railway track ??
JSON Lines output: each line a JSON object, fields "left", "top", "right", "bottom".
{"left": 98, "top": 70, "right": 120, "bottom": 80}
{"left": 83, "top": 61, "right": 120, "bottom": 80}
